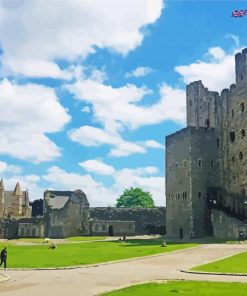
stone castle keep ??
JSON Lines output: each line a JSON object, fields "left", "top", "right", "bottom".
{"left": 166, "top": 48, "right": 247, "bottom": 239}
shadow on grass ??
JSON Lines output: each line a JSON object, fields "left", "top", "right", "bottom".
{"left": 104, "top": 239, "right": 198, "bottom": 248}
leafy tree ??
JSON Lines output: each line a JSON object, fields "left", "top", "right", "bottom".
{"left": 116, "top": 187, "right": 155, "bottom": 208}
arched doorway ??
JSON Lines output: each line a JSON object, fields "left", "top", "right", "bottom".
{"left": 108, "top": 225, "right": 114, "bottom": 236}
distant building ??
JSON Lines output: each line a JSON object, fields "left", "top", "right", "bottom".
{"left": 0, "top": 179, "right": 31, "bottom": 218}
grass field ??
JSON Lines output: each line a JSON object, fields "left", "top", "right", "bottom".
{"left": 1, "top": 239, "right": 198, "bottom": 268}
{"left": 192, "top": 251, "right": 247, "bottom": 274}
{"left": 101, "top": 281, "right": 247, "bottom": 296}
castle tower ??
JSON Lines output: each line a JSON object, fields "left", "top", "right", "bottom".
{"left": 0, "top": 179, "right": 5, "bottom": 217}
{"left": 235, "top": 48, "right": 247, "bottom": 90}
{"left": 13, "top": 182, "right": 23, "bottom": 216}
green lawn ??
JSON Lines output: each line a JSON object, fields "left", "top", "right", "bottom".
{"left": 66, "top": 236, "right": 107, "bottom": 242}
{"left": 2, "top": 239, "right": 198, "bottom": 268}
{"left": 192, "top": 251, "right": 247, "bottom": 274}
{"left": 101, "top": 281, "right": 247, "bottom": 296}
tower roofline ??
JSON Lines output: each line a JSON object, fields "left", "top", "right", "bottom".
{"left": 0, "top": 179, "right": 4, "bottom": 190}
{"left": 13, "top": 182, "right": 22, "bottom": 196}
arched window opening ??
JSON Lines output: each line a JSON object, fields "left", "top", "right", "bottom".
{"left": 211, "top": 160, "right": 215, "bottom": 167}
{"left": 241, "top": 129, "right": 245, "bottom": 139}
{"left": 198, "top": 159, "right": 202, "bottom": 167}
{"left": 231, "top": 109, "right": 234, "bottom": 118}
{"left": 240, "top": 102, "right": 244, "bottom": 112}
{"left": 205, "top": 118, "right": 210, "bottom": 128}
{"left": 198, "top": 191, "right": 202, "bottom": 198}
{"left": 239, "top": 152, "right": 243, "bottom": 160}
{"left": 230, "top": 131, "right": 235, "bottom": 142}
{"left": 216, "top": 138, "right": 219, "bottom": 147}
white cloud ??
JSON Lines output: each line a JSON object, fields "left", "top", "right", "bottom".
{"left": 69, "top": 126, "right": 120, "bottom": 147}
{"left": 69, "top": 125, "right": 147, "bottom": 157}
{"left": 43, "top": 166, "right": 116, "bottom": 206}
{"left": 109, "top": 142, "right": 146, "bottom": 157}
{"left": 0, "top": 79, "right": 70, "bottom": 162}
{"left": 0, "top": 0, "right": 163, "bottom": 78}
{"left": 81, "top": 106, "right": 91, "bottom": 113}
{"left": 43, "top": 165, "right": 165, "bottom": 206}
{"left": 67, "top": 79, "right": 186, "bottom": 133}
{"left": 79, "top": 159, "right": 115, "bottom": 176}
{"left": 145, "top": 140, "right": 164, "bottom": 149}
{"left": 0, "top": 161, "right": 22, "bottom": 174}
{"left": 0, "top": 161, "right": 7, "bottom": 173}
{"left": 125, "top": 66, "right": 153, "bottom": 78}
{"left": 175, "top": 46, "right": 237, "bottom": 92}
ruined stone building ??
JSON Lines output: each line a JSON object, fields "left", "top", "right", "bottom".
{"left": 43, "top": 189, "right": 90, "bottom": 238}
{"left": 0, "top": 184, "right": 166, "bottom": 239}
{"left": 0, "top": 179, "right": 31, "bottom": 218}
{"left": 166, "top": 48, "right": 247, "bottom": 239}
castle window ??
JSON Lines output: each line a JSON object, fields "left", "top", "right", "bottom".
{"left": 205, "top": 118, "right": 210, "bottom": 128}
{"left": 211, "top": 160, "right": 215, "bottom": 167}
{"left": 183, "top": 160, "right": 187, "bottom": 168}
{"left": 241, "top": 129, "right": 245, "bottom": 138}
{"left": 216, "top": 138, "right": 219, "bottom": 147}
{"left": 182, "top": 192, "right": 187, "bottom": 199}
{"left": 230, "top": 132, "right": 235, "bottom": 142}
{"left": 198, "top": 159, "right": 202, "bottom": 167}
{"left": 240, "top": 102, "right": 244, "bottom": 112}
{"left": 231, "top": 109, "right": 234, "bottom": 118}
{"left": 198, "top": 191, "right": 202, "bottom": 198}
{"left": 177, "top": 193, "right": 180, "bottom": 200}
{"left": 217, "top": 117, "right": 219, "bottom": 126}
{"left": 232, "top": 156, "right": 235, "bottom": 162}
{"left": 239, "top": 152, "right": 243, "bottom": 160}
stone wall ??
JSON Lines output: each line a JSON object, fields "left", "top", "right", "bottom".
{"left": 18, "top": 217, "right": 44, "bottom": 238}
{"left": 211, "top": 209, "right": 247, "bottom": 239}
{"left": 90, "top": 207, "right": 166, "bottom": 235}
{"left": 0, "top": 219, "right": 18, "bottom": 239}
{"left": 46, "top": 200, "right": 90, "bottom": 238}
{"left": 91, "top": 220, "right": 135, "bottom": 236}
{"left": 166, "top": 127, "right": 191, "bottom": 239}
{"left": 166, "top": 48, "right": 247, "bottom": 240}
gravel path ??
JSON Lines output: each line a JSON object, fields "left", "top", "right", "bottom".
{"left": 0, "top": 244, "right": 247, "bottom": 296}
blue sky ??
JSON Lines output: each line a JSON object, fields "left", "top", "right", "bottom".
{"left": 0, "top": 0, "right": 246, "bottom": 206}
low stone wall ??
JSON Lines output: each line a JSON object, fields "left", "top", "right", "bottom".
{"left": 90, "top": 207, "right": 166, "bottom": 235}
{"left": 0, "top": 219, "right": 18, "bottom": 239}
{"left": 211, "top": 209, "right": 247, "bottom": 239}
{"left": 91, "top": 220, "right": 135, "bottom": 236}
{"left": 18, "top": 217, "right": 45, "bottom": 238}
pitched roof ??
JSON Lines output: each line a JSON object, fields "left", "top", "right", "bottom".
{"left": 0, "top": 179, "right": 4, "bottom": 190}
{"left": 13, "top": 182, "right": 22, "bottom": 196}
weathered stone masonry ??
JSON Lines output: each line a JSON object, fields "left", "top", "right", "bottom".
{"left": 166, "top": 48, "right": 247, "bottom": 239}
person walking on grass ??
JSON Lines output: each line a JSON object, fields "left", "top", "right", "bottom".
{"left": 0, "top": 247, "right": 7, "bottom": 270}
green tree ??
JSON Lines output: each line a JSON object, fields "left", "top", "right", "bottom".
{"left": 116, "top": 187, "right": 155, "bottom": 208}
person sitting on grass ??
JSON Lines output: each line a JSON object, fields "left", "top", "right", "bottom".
{"left": 0, "top": 246, "right": 7, "bottom": 270}
{"left": 49, "top": 242, "right": 57, "bottom": 249}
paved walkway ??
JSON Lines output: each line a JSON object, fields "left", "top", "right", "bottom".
{"left": 0, "top": 244, "right": 247, "bottom": 296}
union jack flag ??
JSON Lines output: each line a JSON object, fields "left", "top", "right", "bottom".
{"left": 232, "top": 9, "right": 247, "bottom": 17}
